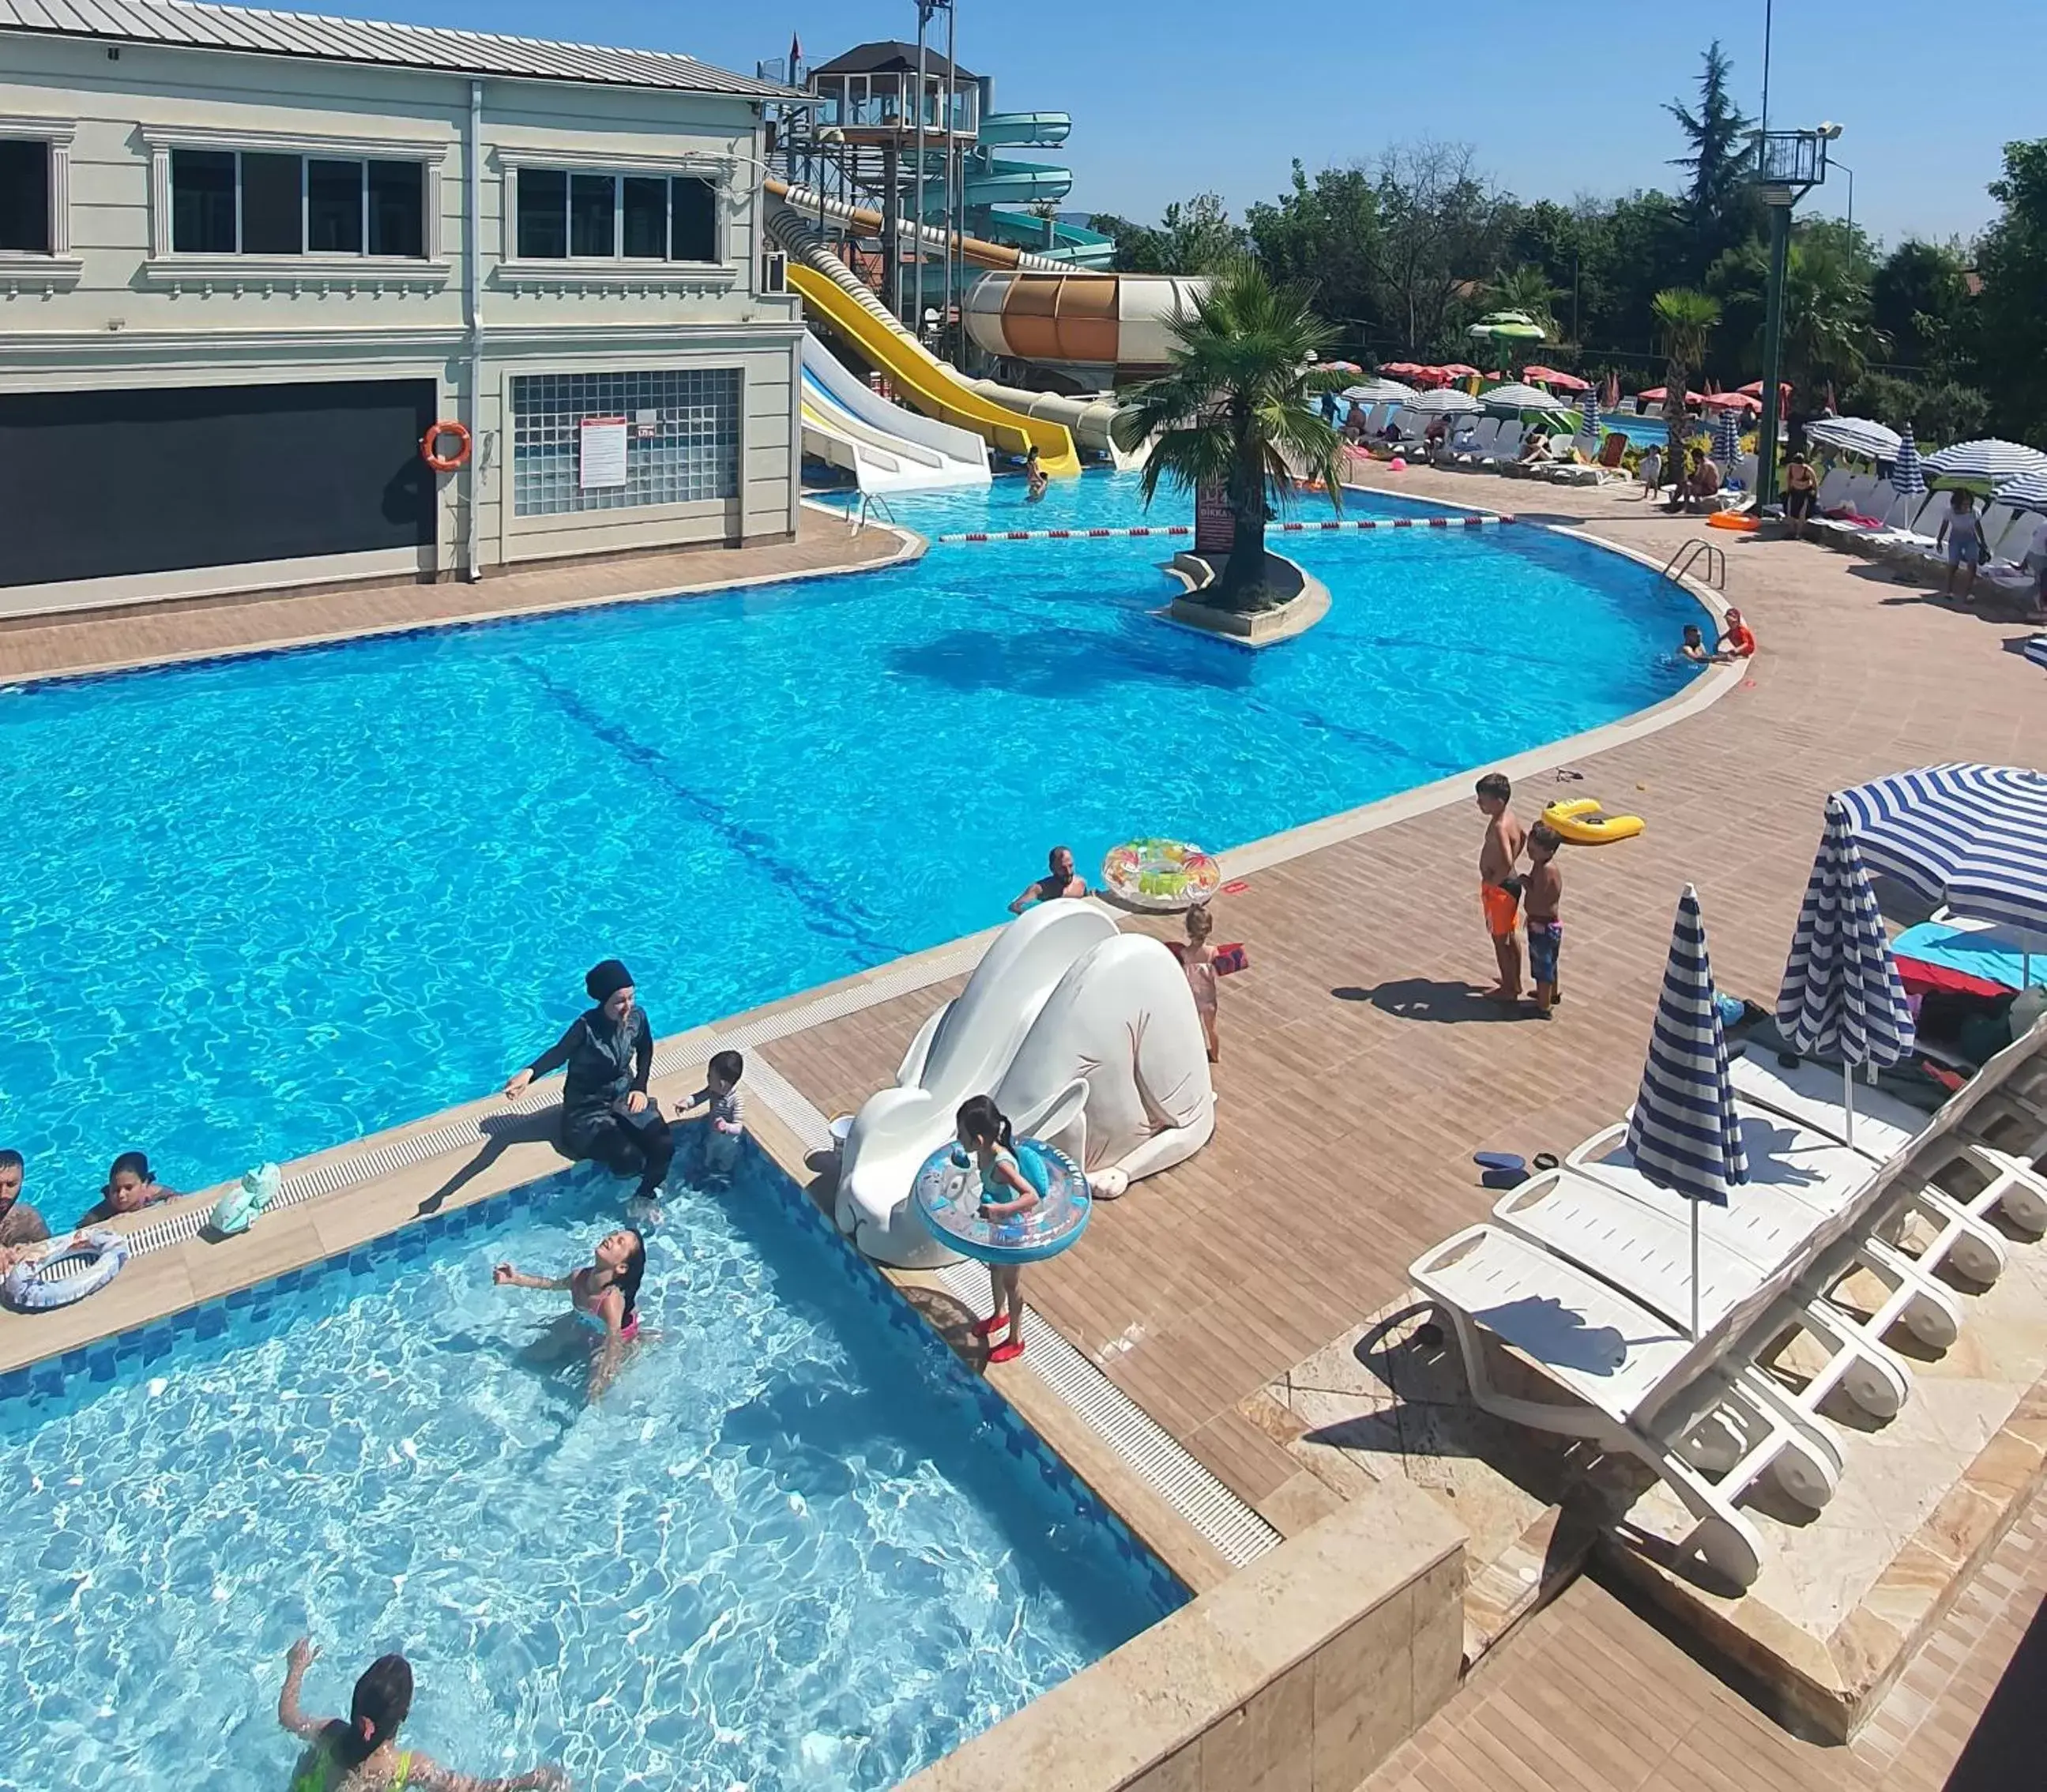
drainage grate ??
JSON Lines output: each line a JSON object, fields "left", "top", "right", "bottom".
{"left": 931, "top": 1257, "right": 1280, "bottom": 1568}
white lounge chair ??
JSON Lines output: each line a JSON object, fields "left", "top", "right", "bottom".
{"left": 1491, "top": 1165, "right": 1931, "bottom": 1424}
{"left": 1479, "top": 423, "right": 1523, "bottom": 469}
{"left": 1412, "top": 1222, "right": 1839, "bottom": 1588}
{"left": 1729, "top": 1046, "right": 2046, "bottom": 1277}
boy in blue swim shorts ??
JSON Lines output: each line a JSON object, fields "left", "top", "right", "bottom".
{"left": 1524, "top": 822, "right": 1563, "bottom": 1015}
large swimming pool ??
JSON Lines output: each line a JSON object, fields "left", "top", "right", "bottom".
{"left": 0, "top": 474, "right": 1705, "bottom": 1224}
{"left": 0, "top": 1149, "right": 1180, "bottom": 1790}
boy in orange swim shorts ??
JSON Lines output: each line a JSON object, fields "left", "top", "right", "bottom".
{"left": 1475, "top": 771, "right": 1527, "bottom": 1001}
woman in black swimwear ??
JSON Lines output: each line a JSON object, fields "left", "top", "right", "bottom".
{"left": 502, "top": 959, "right": 673, "bottom": 1209}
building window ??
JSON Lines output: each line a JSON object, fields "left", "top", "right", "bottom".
{"left": 0, "top": 137, "right": 51, "bottom": 252}
{"left": 514, "top": 169, "right": 722, "bottom": 262}
{"left": 169, "top": 147, "right": 425, "bottom": 257}
{"left": 510, "top": 367, "right": 741, "bottom": 518}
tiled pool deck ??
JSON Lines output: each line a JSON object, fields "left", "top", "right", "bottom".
{"left": 7, "top": 465, "right": 2046, "bottom": 1786}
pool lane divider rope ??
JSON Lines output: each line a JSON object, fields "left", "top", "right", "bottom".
{"left": 936, "top": 515, "right": 1515, "bottom": 544}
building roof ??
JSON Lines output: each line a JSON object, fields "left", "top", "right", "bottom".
{"left": 810, "top": 40, "right": 976, "bottom": 83}
{"left": 0, "top": 0, "right": 806, "bottom": 99}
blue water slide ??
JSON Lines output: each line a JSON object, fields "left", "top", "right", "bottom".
{"left": 957, "top": 111, "right": 1114, "bottom": 269}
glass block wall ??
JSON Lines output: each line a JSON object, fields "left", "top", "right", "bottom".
{"left": 510, "top": 367, "right": 742, "bottom": 518}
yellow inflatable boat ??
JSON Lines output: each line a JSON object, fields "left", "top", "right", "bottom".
{"left": 1541, "top": 796, "right": 1644, "bottom": 845}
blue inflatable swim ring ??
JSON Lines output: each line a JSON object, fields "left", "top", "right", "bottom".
{"left": 2, "top": 1229, "right": 130, "bottom": 1312}
{"left": 912, "top": 1139, "right": 1092, "bottom": 1266}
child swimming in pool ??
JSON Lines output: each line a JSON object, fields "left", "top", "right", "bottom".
{"left": 493, "top": 1226, "right": 645, "bottom": 1402}
{"left": 957, "top": 1094, "right": 1039, "bottom": 1365}
{"left": 277, "top": 1638, "right": 566, "bottom": 1790}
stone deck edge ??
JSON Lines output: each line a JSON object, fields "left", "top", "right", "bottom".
{"left": 0, "top": 501, "right": 924, "bottom": 689}
{"left": 1599, "top": 1355, "right": 2047, "bottom": 1743}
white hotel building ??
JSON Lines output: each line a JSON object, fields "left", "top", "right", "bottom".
{"left": 0, "top": 0, "right": 807, "bottom": 616}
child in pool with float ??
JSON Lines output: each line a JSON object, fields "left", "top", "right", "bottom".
{"left": 956, "top": 1094, "right": 1039, "bottom": 1365}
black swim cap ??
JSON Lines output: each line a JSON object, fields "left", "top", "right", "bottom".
{"left": 585, "top": 959, "right": 633, "bottom": 1002}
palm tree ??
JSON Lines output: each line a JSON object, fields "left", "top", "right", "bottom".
{"left": 1651, "top": 287, "right": 1721, "bottom": 479}
{"left": 1112, "top": 262, "right": 1345, "bottom": 607}
{"left": 1486, "top": 263, "right": 1561, "bottom": 338}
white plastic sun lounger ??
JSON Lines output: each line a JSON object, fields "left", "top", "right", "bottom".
{"left": 1490, "top": 1163, "right": 1941, "bottom": 1426}
{"left": 1729, "top": 1047, "right": 2046, "bottom": 1280}
{"left": 1411, "top": 1223, "right": 1840, "bottom": 1588}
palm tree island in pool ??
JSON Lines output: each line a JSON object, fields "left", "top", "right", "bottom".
{"left": 1114, "top": 262, "right": 1345, "bottom": 608}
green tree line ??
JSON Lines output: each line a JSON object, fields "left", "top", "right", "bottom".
{"left": 1089, "top": 42, "right": 2045, "bottom": 448}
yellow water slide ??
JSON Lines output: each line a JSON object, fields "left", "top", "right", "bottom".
{"left": 785, "top": 265, "right": 1079, "bottom": 476}
{"left": 771, "top": 209, "right": 1079, "bottom": 476}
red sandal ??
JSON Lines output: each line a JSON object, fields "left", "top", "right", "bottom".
{"left": 987, "top": 1336, "right": 1025, "bottom": 1364}
{"left": 973, "top": 1313, "right": 1010, "bottom": 1338}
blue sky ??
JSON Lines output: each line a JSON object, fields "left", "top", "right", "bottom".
{"left": 324, "top": 0, "right": 2031, "bottom": 248}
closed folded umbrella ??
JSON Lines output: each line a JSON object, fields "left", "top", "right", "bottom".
{"left": 1480, "top": 381, "right": 1565, "bottom": 412}
{"left": 1834, "top": 764, "right": 2047, "bottom": 938}
{"left": 1890, "top": 423, "right": 1927, "bottom": 506}
{"left": 1576, "top": 382, "right": 1601, "bottom": 446}
{"left": 1712, "top": 408, "right": 1743, "bottom": 472}
{"left": 1921, "top": 439, "right": 2047, "bottom": 491}
{"left": 1405, "top": 387, "right": 1483, "bottom": 414}
{"left": 1625, "top": 885, "right": 1748, "bottom": 1339}
{"left": 1805, "top": 416, "right": 1899, "bottom": 461}
{"left": 1776, "top": 798, "right": 1917, "bottom": 1148}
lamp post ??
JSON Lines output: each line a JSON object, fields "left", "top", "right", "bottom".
{"left": 1831, "top": 158, "right": 1855, "bottom": 235}
{"left": 1749, "top": 122, "right": 1836, "bottom": 508}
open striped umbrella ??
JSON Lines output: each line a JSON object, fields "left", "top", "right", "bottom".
{"left": 1999, "top": 469, "right": 2047, "bottom": 518}
{"left": 1922, "top": 439, "right": 2047, "bottom": 491}
{"left": 2026, "top": 637, "right": 2047, "bottom": 672}
{"left": 1806, "top": 416, "right": 1899, "bottom": 461}
{"left": 1834, "top": 764, "right": 2047, "bottom": 937}
{"left": 1712, "top": 407, "right": 1742, "bottom": 472}
{"left": 1479, "top": 381, "right": 1564, "bottom": 412}
{"left": 1340, "top": 378, "right": 1419, "bottom": 406}
{"left": 1405, "top": 387, "right": 1482, "bottom": 414}
{"left": 1776, "top": 799, "right": 1917, "bottom": 1148}
{"left": 1625, "top": 885, "right": 1748, "bottom": 1338}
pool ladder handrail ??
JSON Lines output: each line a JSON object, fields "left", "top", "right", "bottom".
{"left": 852, "top": 492, "right": 899, "bottom": 535}
{"left": 1662, "top": 539, "right": 1726, "bottom": 590}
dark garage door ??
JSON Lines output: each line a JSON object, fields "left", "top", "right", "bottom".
{"left": 0, "top": 378, "right": 437, "bottom": 588}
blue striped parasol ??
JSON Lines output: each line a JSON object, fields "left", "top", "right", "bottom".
{"left": 1625, "top": 884, "right": 1748, "bottom": 1337}
{"left": 1712, "top": 406, "right": 1742, "bottom": 474}
{"left": 1777, "top": 798, "right": 1917, "bottom": 1147}
{"left": 1834, "top": 764, "right": 2047, "bottom": 937}
{"left": 1890, "top": 422, "right": 1927, "bottom": 502}
{"left": 1576, "top": 382, "right": 1601, "bottom": 446}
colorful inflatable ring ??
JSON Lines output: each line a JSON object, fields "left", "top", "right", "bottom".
{"left": 912, "top": 1139, "right": 1092, "bottom": 1266}
{"left": 1542, "top": 796, "right": 1645, "bottom": 845}
{"left": 2, "top": 1229, "right": 130, "bottom": 1312}
{"left": 1101, "top": 838, "right": 1222, "bottom": 912}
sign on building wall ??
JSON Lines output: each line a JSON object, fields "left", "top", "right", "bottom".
{"left": 578, "top": 417, "right": 630, "bottom": 491}
{"left": 1195, "top": 477, "right": 1234, "bottom": 555}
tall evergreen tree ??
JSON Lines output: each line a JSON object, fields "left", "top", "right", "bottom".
{"left": 1665, "top": 41, "right": 1756, "bottom": 273}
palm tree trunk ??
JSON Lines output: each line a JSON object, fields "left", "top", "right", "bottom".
{"left": 1221, "top": 431, "right": 1267, "bottom": 605}
{"left": 1664, "top": 352, "right": 1689, "bottom": 508}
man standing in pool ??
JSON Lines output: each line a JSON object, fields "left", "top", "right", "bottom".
{"left": 503, "top": 959, "right": 673, "bottom": 1214}
{"left": 1008, "top": 845, "right": 1087, "bottom": 915}
{"left": 1475, "top": 772, "right": 1526, "bottom": 1003}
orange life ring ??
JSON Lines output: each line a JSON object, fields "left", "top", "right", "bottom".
{"left": 421, "top": 420, "right": 471, "bottom": 472}
{"left": 1707, "top": 510, "right": 1758, "bottom": 533}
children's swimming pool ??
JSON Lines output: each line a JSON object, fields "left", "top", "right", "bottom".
{"left": 0, "top": 1150, "right": 1180, "bottom": 1790}
{"left": 0, "top": 473, "right": 1706, "bottom": 1223}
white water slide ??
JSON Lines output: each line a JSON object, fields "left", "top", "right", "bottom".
{"left": 800, "top": 331, "right": 990, "bottom": 495}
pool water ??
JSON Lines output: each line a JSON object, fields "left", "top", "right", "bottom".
{"left": 0, "top": 472, "right": 1706, "bottom": 1225}
{"left": 0, "top": 1151, "right": 1180, "bottom": 1791}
